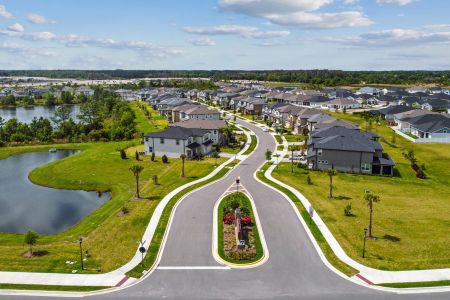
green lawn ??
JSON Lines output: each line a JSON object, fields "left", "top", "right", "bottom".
{"left": 284, "top": 134, "right": 304, "bottom": 143}
{"left": 377, "top": 280, "right": 450, "bottom": 288}
{"left": 274, "top": 135, "right": 283, "bottom": 144}
{"left": 217, "top": 192, "right": 263, "bottom": 264}
{"left": 130, "top": 101, "right": 168, "bottom": 134}
{"left": 271, "top": 112, "right": 450, "bottom": 271}
{"left": 0, "top": 142, "right": 225, "bottom": 273}
{"left": 242, "top": 135, "right": 257, "bottom": 155}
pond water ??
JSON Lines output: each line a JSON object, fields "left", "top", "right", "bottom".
{"left": 0, "top": 150, "right": 110, "bottom": 234}
{"left": 0, "top": 105, "right": 80, "bottom": 123}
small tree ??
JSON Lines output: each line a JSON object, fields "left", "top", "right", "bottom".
{"left": 344, "top": 203, "right": 353, "bottom": 216}
{"left": 290, "top": 145, "right": 300, "bottom": 173}
{"left": 162, "top": 155, "right": 169, "bottom": 163}
{"left": 135, "top": 151, "right": 140, "bottom": 161}
{"left": 306, "top": 175, "right": 312, "bottom": 185}
{"left": 211, "top": 150, "right": 220, "bottom": 166}
{"left": 180, "top": 153, "right": 186, "bottom": 177}
{"left": 391, "top": 131, "right": 396, "bottom": 144}
{"left": 120, "top": 149, "right": 127, "bottom": 159}
{"left": 24, "top": 230, "right": 39, "bottom": 256}
{"left": 153, "top": 175, "right": 158, "bottom": 185}
{"left": 265, "top": 149, "right": 272, "bottom": 161}
{"left": 129, "top": 165, "right": 144, "bottom": 199}
{"left": 364, "top": 190, "right": 381, "bottom": 238}
{"left": 327, "top": 168, "right": 338, "bottom": 198}
{"left": 151, "top": 152, "right": 155, "bottom": 162}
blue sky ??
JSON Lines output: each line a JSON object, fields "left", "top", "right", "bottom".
{"left": 0, "top": 0, "right": 449, "bottom": 70}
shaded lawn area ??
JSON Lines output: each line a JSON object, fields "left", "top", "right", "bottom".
{"left": 0, "top": 142, "right": 225, "bottom": 273}
{"left": 272, "top": 112, "right": 450, "bottom": 270}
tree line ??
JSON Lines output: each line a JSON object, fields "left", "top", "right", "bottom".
{"left": 1, "top": 70, "right": 450, "bottom": 86}
{"left": 0, "top": 89, "right": 136, "bottom": 145}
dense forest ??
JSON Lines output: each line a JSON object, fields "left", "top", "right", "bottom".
{"left": 1, "top": 70, "right": 450, "bottom": 86}
{"left": 0, "top": 88, "right": 136, "bottom": 145}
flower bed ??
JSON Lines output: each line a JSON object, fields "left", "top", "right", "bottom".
{"left": 217, "top": 192, "right": 263, "bottom": 264}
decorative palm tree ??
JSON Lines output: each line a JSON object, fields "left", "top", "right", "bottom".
{"left": 180, "top": 153, "right": 187, "bottom": 177}
{"left": 129, "top": 165, "right": 144, "bottom": 199}
{"left": 364, "top": 190, "right": 381, "bottom": 238}
{"left": 327, "top": 167, "right": 338, "bottom": 198}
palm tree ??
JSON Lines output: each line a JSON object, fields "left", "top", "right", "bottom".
{"left": 180, "top": 154, "right": 186, "bottom": 177}
{"left": 364, "top": 190, "right": 381, "bottom": 238}
{"left": 129, "top": 165, "right": 144, "bottom": 199}
{"left": 24, "top": 230, "right": 39, "bottom": 256}
{"left": 327, "top": 167, "right": 338, "bottom": 198}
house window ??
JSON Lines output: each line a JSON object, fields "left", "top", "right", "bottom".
{"left": 317, "top": 149, "right": 323, "bottom": 156}
{"left": 145, "top": 137, "right": 149, "bottom": 142}
{"left": 176, "top": 139, "right": 180, "bottom": 145}
{"left": 361, "top": 163, "right": 371, "bottom": 172}
{"left": 214, "top": 130, "right": 217, "bottom": 134}
{"left": 149, "top": 147, "right": 153, "bottom": 152}
{"left": 160, "top": 138, "right": 165, "bottom": 144}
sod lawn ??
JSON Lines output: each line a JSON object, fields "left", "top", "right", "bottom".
{"left": 271, "top": 111, "right": 450, "bottom": 271}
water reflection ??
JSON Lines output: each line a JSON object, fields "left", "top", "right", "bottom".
{"left": 0, "top": 105, "right": 80, "bottom": 123}
{"left": 0, "top": 150, "right": 109, "bottom": 234}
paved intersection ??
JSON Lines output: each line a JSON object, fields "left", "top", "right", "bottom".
{"left": 4, "top": 120, "right": 450, "bottom": 299}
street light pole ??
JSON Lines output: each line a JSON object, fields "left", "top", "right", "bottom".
{"left": 362, "top": 228, "right": 368, "bottom": 258}
{"left": 79, "top": 237, "right": 84, "bottom": 270}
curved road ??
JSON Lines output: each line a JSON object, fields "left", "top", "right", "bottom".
{"left": 6, "top": 120, "right": 450, "bottom": 299}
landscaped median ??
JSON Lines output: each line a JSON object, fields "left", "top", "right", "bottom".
{"left": 214, "top": 192, "right": 266, "bottom": 266}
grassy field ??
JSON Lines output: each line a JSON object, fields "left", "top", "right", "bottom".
{"left": 242, "top": 135, "right": 257, "bottom": 155}
{"left": 0, "top": 142, "right": 225, "bottom": 273}
{"left": 130, "top": 101, "right": 168, "bottom": 134}
{"left": 377, "top": 280, "right": 450, "bottom": 288}
{"left": 217, "top": 192, "right": 263, "bottom": 264}
{"left": 284, "top": 134, "right": 304, "bottom": 143}
{"left": 271, "top": 112, "right": 450, "bottom": 271}
{"left": 274, "top": 135, "right": 283, "bottom": 144}
{"left": 256, "top": 163, "right": 358, "bottom": 277}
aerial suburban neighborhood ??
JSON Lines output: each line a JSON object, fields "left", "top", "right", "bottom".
{"left": 0, "top": 0, "right": 449, "bottom": 299}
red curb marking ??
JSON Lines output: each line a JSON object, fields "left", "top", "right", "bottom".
{"left": 356, "top": 274, "right": 374, "bottom": 285}
{"left": 115, "top": 276, "right": 130, "bottom": 287}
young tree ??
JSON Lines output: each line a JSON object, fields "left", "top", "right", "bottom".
{"left": 24, "top": 230, "right": 39, "bottom": 256}
{"left": 135, "top": 151, "right": 140, "bottom": 161}
{"left": 180, "top": 153, "right": 186, "bottom": 177}
{"left": 290, "top": 145, "right": 300, "bottom": 173}
{"left": 211, "top": 150, "right": 220, "bottom": 166}
{"left": 129, "top": 165, "right": 144, "bottom": 199}
{"left": 364, "top": 190, "right": 380, "bottom": 238}
{"left": 327, "top": 168, "right": 338, "bottom": 198}
{"left": 265, "top": 149, "right": 272, "bottom": 161}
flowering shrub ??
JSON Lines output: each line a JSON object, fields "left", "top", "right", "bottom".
{"left": 241, "top": 215, "right": 253, "bottom": 226}
{"left": 223, "top": 214, "right": 235, "bottom": 225}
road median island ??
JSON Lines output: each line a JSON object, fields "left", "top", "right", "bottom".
{"left": 215, "top": 191, "right": 265, "bottom": 266}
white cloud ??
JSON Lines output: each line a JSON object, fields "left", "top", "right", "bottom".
{"left": 0, "top": 29, "right": 56, "bottom": 41}
{"left": 188, "top": 38, "right": 217, "bottom": 46}
{"left": 218, "top": 0, "right": 373, "bottom": 29}
{"left": 7, "top": 23, "right": 25, "bottom": 32}
{"left": 0, "top": 42, "right": 57, "bottom": 57}
{"left": 183, "top": 24, "right": 290, "bottom": 39}
{"left": 0, "top": 5, "right": 13, "bottom": 19}
{"left": 376, "top": 0, "right": 412, "bottom": 5}
{"left": 343, "top": 0, "right": 359, "bottom": 4}
{"left": 27, "top": 13, "right": 55, "bottom": 24}
{"left": 320, "top": 27, "right": 450, "bottom": 47}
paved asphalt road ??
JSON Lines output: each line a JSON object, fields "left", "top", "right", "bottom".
{"left": 4, "top": 120, "right": 450, "bottom": 300}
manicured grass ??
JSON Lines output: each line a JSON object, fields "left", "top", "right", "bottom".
{"left": 242, "top": 135, "right": 257, "bottom": 155}
{"left": 0, "top": 283, "right": 108, "bottom": 292}
{"left": 217, "top": 192, "right": 264, "bottom": 264}
{"left": 377, "top": 280, "right": 450, "bottom": 288}
{"left": 274, "top": 135, "right": 283, "bottom": 144}
{"left": 276, "top": 145, "right": 284, "bottom": 151}
{"left": 272, "top": 111, "right": 450, "bottom": 270}
{"left": 256, "top": 163, "right": 358, "bottom": 277}
{"left": 0, "top": 142, "right": 225, "bottom": 273}
{"left": 126, "top": 161, "right": 233, "bottom": 278}
{"left": 284, "top": 134, "right": 304, "bottom": 143}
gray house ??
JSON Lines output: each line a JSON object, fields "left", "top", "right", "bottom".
{"left": 144, "top": 127, "right": 213, "bottom": 158}
{"left": 307, "top": 126, "right": 394, "bottom": 176}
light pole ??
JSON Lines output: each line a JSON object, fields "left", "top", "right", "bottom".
{"left": 236, "top": 176, "right": 240, "bottom": 193}
{"left": 362, "top": 228, "right": 368, "bottom": 258}
{"left": 79, "top": 237, "right": 84, "bottom": 270}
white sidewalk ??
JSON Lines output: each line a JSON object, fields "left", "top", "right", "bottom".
{"left": 264, "top": 134, "right": 450, "bottom": 285}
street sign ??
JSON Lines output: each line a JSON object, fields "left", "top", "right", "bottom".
{"left": 139, "top": 246, "right": 146, "bottom": 254}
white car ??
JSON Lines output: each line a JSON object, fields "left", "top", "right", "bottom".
{"left": 263, "top": 128, "right": 269, "bottom": 132}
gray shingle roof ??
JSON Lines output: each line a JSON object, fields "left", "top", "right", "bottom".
{"left": 145, "top": 127, "right": 206, "bottom": 139}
